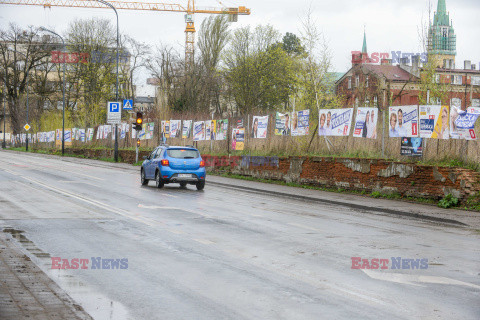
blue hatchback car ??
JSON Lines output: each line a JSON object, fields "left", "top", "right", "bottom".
{"left": 141, "top": 145, "right": 206, "bottom": 190}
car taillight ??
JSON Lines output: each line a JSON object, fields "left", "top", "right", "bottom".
{"left": 199, "top": 160, "right": 205, "bottom": 167}
{"left": 161, "top": 159, "right": 169, "bottom": 166}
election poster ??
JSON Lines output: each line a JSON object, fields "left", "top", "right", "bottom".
{"left": 208, "top": 120, "right": 216, "bottom": 141}
{"left": 295, "top": 110, "right": 310, "bottom": 136}
{"left": 400, "top": 137, "right": 423, "bottom": 157}
{"left": 161, "top": 121, "right": 170, "bottom": 138}
{"left": 64, "top": 129, "right": 72, "bottom": 144}
{"left": 170, "top": 120, "right": 181, "bottom": 138}
{"left": 48, "top": 131, "right": 54, "bottom": 143}
{"left": 146, "top": 123, "right": 154, "bottom": 140}
{"left": 389, "top": 106, "right": 418, "bottom": 137}
{"left": 275, "top": 112, "right": 290, "bottom": 136}
{"left": 79, "top": 129, "right": 86, "bottom": 142}
{"left": 216, "top": 119, "right": 228, "bottom": 141}
{"left": 193, "top": 121, "right": 205, "bottom": 141}
{"left": 353, "top": 108, "right": 378, "bottom": 139}
{"left": 205, "top": 121, "right": 212, "bottom": 141}
{"left": 232, "top": 128, "right": 245, "bottom": 151}
{"left": 182, "top": 120, "right": 192, "bottom": 139}
{"left": 318, "top": 108, "right": 354, "bottom": 136}
{"left": 251, "top": 116, "right": 268, "bottom": 139}
{"left": 139, "top": 124, "right": 146, "bottom": 140}
{"left": 86, "top": 128, "right": 94, "bottom": 142}
{"left": 419, "top": 105, "right": 449, "bottom": 139}
{"left": 450, "top": 106, "right": 480, "bottom": 140}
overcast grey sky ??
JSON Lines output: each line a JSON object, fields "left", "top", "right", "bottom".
{"left": 1, "top": 0, "right": 479, "bottom": 73}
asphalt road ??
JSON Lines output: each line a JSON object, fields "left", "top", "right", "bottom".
{"left": 0, "top": 150, "right": 479, "bottom": 320}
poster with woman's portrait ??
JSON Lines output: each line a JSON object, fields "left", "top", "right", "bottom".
{"left": 419, "top": 105, "right": 449, "bottom": 139}
{"left": 353, "top": 108, "right": 378, "bottom": 139}
{"left": 216, "top": 119, "right": 228, "bottom": 140}
{"left": 251, "top": 116, "right": 268, "bottom": 139}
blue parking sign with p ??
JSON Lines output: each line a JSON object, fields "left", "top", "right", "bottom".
{"left": 110, "top": 102, "right": 120, "bottom": 112}
{"left": 123, "top": 99, "right": 133, "bottom": 110}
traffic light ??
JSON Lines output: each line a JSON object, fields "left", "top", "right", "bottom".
{"left": 134, "top": 112, "right": 143, "bottom": 131}
{"left": 136, "top": 139, "right": 140, "bottom": 147}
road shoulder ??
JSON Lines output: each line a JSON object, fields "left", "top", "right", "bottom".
{"left": 0, "top": 231, "right": 92, "bottom": 320}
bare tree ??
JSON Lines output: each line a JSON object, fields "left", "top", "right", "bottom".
{"left": 121, "top": 35, "right": 150, "bottom": 101}
{"left": 197, "top": 15, "right": 230, "bottom": 115}
{"left": 0, "top": 23, "right": 52, "bottom": 133}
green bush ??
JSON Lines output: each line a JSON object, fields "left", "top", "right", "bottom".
{"left": 438, "top": 194, "right": 459, "bottom": 209}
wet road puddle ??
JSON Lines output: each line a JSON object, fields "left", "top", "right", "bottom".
{"left": 3, "top": 227, "right": 130, "bottom": 320}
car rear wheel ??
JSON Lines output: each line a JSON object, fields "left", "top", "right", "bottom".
{"left": 179, "top": 182, "right": 187, "bottom": 188}
{"left": 155, "top": 171, "right": 164, "bottom": 188}
{"left": 196, "top": 181, "right": 205, "bottom": 191}
{"left": 141, "top": 169, "right": 149, "bottom": 186}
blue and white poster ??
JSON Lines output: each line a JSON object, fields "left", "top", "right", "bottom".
{"left": 451, "top": 106, "right": 480, "bottom": 140}
{"left": 319, "top": 108, "right": 354, "bottom": 136}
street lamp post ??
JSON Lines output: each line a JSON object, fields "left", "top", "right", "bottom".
{"left": 96, "top": 0, "right": 120, "bottom": 162}
{"left": 8, "top": 48, "right": 29, "bottom": 151}
{"left": 2, "top": 66, "right": 6, "bottom": 149}
{"left": 40, "top": 27, "right": 66, "bottom": 156}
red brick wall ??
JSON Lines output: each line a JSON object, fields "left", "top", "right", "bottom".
{"left": 204, "top": 155, "right": 480, "bottom": 202}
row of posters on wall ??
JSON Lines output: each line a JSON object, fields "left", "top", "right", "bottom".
{"left": 26, "top": 105, "right": 480, "bottom": 146}
{"left": 388, "top": 106, "right": 480, "bottom": 140}
{"left": 314, "top": 106, "right": 479, "bottom": 140}
{"left": 162, "top": 120, "right": 230, "bottom": 141}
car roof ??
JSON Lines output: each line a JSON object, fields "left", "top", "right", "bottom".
{"left": 158, "top": 145, "right": 198, "bottom": 151}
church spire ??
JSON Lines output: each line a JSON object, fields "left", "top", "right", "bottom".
{"left": 437, "top": 0, "right": 446, "bottom": 14}
{"left": 434, "top": 0, "right": 450, "bottom": 26}
{"left": 362, "top": 26, "right": 367, "bottom": 54}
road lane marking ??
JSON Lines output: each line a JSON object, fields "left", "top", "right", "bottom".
{"left": 18, "top": 175, "right": 157, "bottom": 227}
{"left": 193, "top": 239, "right": 215, "bottom": 245}
{"left": 288, "top": 222, "right": 323, "bottom": 232}
{"left": 2, "top": 169, "right": 20, "bottom": 176}
{"left": 168, "top": 229, "right": 186, "bottom": 235}
{"left": 362, "top": 269, "right": 480, "bottom": 289}
{"left": 137, "top": 204, "right": 212, "bottom": 218}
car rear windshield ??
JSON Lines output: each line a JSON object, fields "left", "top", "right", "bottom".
{"left": 167, "top": 149, "right": 200, "bottom": 159}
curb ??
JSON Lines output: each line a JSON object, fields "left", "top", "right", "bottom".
{"left": 209, "top": 181, "right": 468, "bottom": 227}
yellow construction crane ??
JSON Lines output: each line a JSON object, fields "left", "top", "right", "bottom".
{"left": 0, "top": 0, "right": 251, "bottom": 63}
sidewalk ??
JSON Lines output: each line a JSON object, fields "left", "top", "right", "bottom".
{"left": 0, "top": 231, "right": 92, "bottom": 320}
{"left": 9, "top": 150, "right": 480, "bottom": 229}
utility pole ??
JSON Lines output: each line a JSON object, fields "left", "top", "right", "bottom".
{"left": 96, "top": 0, "right": 120, "bottom": 162}
{"left": 2, "top": 66, "right": 6, "bottom": 149}
{"left": 40, "top": 27, "right": 66, "bottom": 156}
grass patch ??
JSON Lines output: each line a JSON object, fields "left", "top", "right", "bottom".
{"left": 211, "top": 172, "right": 444, "bottom": 208}
{"left": 438, "top": 194, "right": 460, "bottom": 209}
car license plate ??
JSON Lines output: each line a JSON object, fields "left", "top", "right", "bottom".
{"left": 178, "top": 174, "right": 192, "bottom": 178}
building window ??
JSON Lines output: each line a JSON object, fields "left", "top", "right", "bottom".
{"left": 348, "top": 77, "right": 352, "bottom": 89}
{"left": 374, "top": 96, "right": 378, "bottom": 107}
{"left": 472, "top": 76, "right": 480, "bottom": 86}
{"left": 355, "top": 98, "right": 359, "bottom": 108}
{"left": 442, "top": 27, "right": 448, "bottom": 38}
{"left": 472, "top": 99, "right": 480, "bottom": 108}
{"left": 451, "top": 75, "right": 462, "bottom": 85}
{"left": 451, "top": 98, "right": 462, "bottom": 108}
{"left": 435, "top": 74, "right": 441, "bottom": 84}
{"left": 355, "top": 76, "right": 359, "bottom": 88}
{"left": 366, "top": 76, "right": 369, "bottom": 88}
